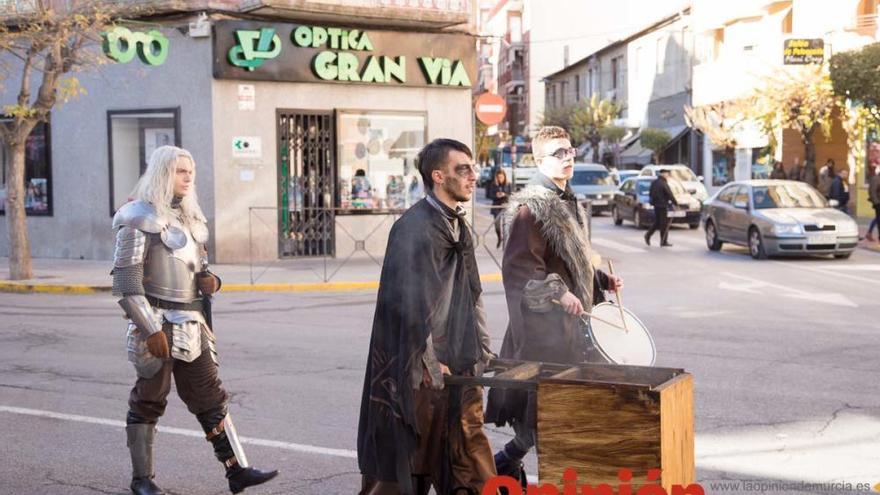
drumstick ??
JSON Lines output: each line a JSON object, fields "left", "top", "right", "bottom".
{"left": 607, "top": 260, "right": 629, "bottom": 333}
{"left": 552, "top": 299, "right": 628, "bottom": 332}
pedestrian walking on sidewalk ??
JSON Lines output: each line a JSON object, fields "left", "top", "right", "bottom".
{"left": 645, "top": 169, "right": 678, "bottom": 247}
{"left": 788, "top": 157, "right": 804, "bottom": 182}
{"left": 770, "top": 161, "right": 787, "bottom": 180}
{"left": 486, "top": 168, "right": 512, "bottom": 248}
{"left": 818, "top": 159, "right": 835, "bottom": 197}
{"left": 112, "top": 146, "right": 277, "bottom": 495}
{"left": 868, "top": 166, "right": 880, "bottom": 242}
{"left": 829, "top": 169, "right": 851, "bottom": 214}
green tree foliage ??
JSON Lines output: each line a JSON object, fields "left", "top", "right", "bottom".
{"left": 570, "top": 94, "right": 620, "bottom": 163}
{"left": 600, "top": 125, "right": 627, "bottom": 167}
{"left": 640, "top": 128, "right": 671, "bottom": 164}
{"left": 685, "top": 101, "right": 745, "bottom": 182}
{"left": 0, "top": 0, "right": 140, "bottom": 279}
{"left": 539, "top": 104, "right": 575, "bottom": 134}
{"left": 749, "top": 65, "right": 836, "bottom": 170}
{"left": 829, "top": 42, "right": 880, "bottom": 105}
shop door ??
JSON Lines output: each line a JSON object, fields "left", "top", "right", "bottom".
{"left": 277, "top": 110, "right": 336, "bottom": 257}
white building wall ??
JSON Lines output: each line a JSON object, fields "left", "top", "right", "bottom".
{"left": 691, "top": 0, "right": 878, "bottom": 188}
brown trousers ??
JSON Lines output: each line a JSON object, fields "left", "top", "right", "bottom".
{"left": 364, "top": 383, "right": 497, "bottom": 495}
{"left": 128, "top": 327, "right": 228, "bottom": 422}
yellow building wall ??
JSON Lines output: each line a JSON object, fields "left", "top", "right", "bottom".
{"left": 780, "top": 111, "right": 873, "bottom": 217}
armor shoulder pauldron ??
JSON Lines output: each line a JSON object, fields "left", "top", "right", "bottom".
{"left": 112, "top": 201, "right": 166, "bottom": 234}
{"left": 114, "top": 227, "right": 149, "bottom": 268}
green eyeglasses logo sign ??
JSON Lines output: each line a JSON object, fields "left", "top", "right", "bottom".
{"left": 214, "top": 21, "right": 475, "bottom": 89}
{"left": 228, "top": 28, "right": 282, "bottom": 71}
{"left": 102, "top": 26, "right": 169, "bottom": 66}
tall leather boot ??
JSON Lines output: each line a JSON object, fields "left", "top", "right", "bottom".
{"left": 197, "top": 408, "right": 279, "bottom": 494}
{"left": 493, "top": 442, "right": 528, "bottom": 495}
{"left": 126, "top": 423, "right": 165, "bottom": 495}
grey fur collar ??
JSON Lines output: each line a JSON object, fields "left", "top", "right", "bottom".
{"left": 505, "top": 185, "right": 594, "bottom": 308}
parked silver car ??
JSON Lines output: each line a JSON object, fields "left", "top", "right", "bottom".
{"left": 569, "top": 163, "right": 618, "bottom": 215}
{"left": 702, "top": 180, "right": 859, "bottom": 259}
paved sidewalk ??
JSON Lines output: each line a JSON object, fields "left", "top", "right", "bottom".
{"left": 0, "top": 248, "right": 505, "bottom": 294}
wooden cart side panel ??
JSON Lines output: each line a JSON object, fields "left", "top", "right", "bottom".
{"left": 537, "top": 383, "right": 662, "bottom": 487}
{"left": 660, "top": 374, "right": 695, "bottom": 491}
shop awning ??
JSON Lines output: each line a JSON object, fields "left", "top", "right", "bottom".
{"left": 619, "top": 138, "right": 653, "bottom": 166}
{"left": 620, "top": 125, "right": 689, "bottom": 166}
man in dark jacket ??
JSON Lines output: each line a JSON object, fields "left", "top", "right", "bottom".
{"left": 828, "top": 169, "right": 850, "bottom": 214}
{"left": 484, "top": 126, "right": 622, "bottom": 485}
{"left": 868, "top": 166, "right": 880, "bottom": 242}
{"left": 357, "top": 139, "right": 495, "bottom": 495}
{"left": 644, "top": 169, "right": 678, "bottom": 247}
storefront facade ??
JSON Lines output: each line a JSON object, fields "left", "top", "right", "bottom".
{"left": 0, "top": 15, "right": 476, "bottom": 263}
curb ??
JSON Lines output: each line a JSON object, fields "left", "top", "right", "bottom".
{"left": 0, "top": 273, "right": 504, "bottom": 295}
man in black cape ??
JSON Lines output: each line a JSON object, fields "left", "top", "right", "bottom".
{"left": 357, "top": 139, "right": 496, "bottom": 495}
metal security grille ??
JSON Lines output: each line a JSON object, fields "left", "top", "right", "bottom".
{"left": 277, "top": 110, "right": 335, "bottom": 257}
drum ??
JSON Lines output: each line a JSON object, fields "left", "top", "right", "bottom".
{"left": 584, "top": 302, "right": 656, "bottom": 366}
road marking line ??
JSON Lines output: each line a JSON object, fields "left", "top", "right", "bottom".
{"left": 719, "top": 272, "right": 858, "bottom": 308}
{"left": 0, "top": 405, "right": 357, "bottom": 459}
{"left": 768, "top": 259, "right": 880, "bottom": 287}
{"left": 591, "top": 238, "right": 646, "bottom": 254}
{"left": 809, "top": 264, "right": 880, "bottom": 272}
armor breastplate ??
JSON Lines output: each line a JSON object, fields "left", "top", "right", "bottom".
{"left": 143, "top": 215, "right": 203, "bottom": 303}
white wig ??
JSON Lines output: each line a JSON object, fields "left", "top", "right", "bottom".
{"left": 130, "top": 145, "right": 209, "bottom": 243}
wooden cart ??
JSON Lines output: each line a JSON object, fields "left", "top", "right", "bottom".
{"left": 446, "top": 358, "right": 694, "bottom": 491}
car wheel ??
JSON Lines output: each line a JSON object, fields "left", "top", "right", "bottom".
{"left": 833, "top": 252, "right": 852, "bottom": 260}
{"left": 688, "top": 222, "right": 699, "bottom": 230}
{"left": 705, "top": 220, "right": 723, "bottom": 251}
{"left": 612, "top": 206, "right": 623, "bottom": 226}
{"left": 634, "top": 210, "right": 643, "bottom": 229}
{"left": 748, "top": 227, "right": 767, "bottom": 260}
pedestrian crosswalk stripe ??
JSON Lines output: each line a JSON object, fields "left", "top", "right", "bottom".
{"left": 0, "top": 405, "right": 358, "bottom": 459}
{"left": 592, "top": 238, "right": 646, "bottom": 253}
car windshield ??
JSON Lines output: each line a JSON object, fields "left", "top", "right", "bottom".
{"left": 668, "top": 178, "right": 687, "bottom": 195}
{"left": 752, "top": 184, "right": 827, "bottom": 209}
{"left": 662, "top": 168, "right": 697, "bottom": 182}
{"left": 572, "top": 170, "right": 613, "bottom": 185}
{"left": 514, "top": 154, "right": 536, "bottom": 168}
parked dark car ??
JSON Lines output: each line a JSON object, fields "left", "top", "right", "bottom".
{"left": 611, "top": 177, "right": 701, "bottom": 229}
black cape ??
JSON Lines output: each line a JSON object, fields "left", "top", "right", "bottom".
{"left": 356, "top": 198, "right": 482, "bottom": 493}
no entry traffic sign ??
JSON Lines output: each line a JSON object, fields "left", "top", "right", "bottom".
{"left": 475, "top": 92, "right": 507, "bottom": 126}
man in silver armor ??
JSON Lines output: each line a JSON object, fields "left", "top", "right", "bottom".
{"left": 112, "top": 146, "right": 277, "bottom": 495}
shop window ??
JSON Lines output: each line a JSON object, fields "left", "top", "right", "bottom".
{"left": 0, "top": 120, "right": 52, "bottom": 216}
{"left": 751, "top": 146, "right": 773, "bottom": 179}
{"left": 711, "top": 149, "right": 731, "bottom": 186}
{"left": 107, "top": 108, "right": 180, "bottom": 214}
{"left": 336, "top": 111, "right": 427, "bottom": 212}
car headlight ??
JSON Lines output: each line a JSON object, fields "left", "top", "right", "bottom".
{"left": 642, "top": 203, "right": 654, "bottom": 210}
{"left": 773, "top": 224, "right": 803, "bottom": 235}
{"left": 837, "top": 222, "right": 858, "bottom": 236}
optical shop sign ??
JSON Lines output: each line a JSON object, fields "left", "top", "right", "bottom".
{"left": 212, "top": 21, "right": 475, "bottom": 88}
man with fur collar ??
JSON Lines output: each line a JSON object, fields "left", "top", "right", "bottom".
{"left": 484, "top": 126, "right": 622, "bottom": 483}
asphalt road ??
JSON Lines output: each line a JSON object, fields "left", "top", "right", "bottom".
{"left": 1, "top": 214, "right": 879, "bottom": 494}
